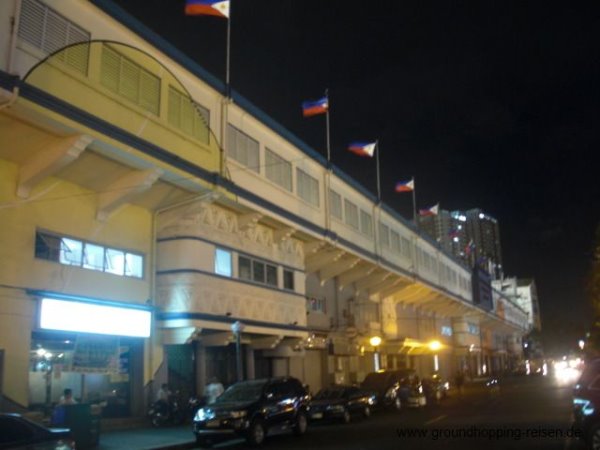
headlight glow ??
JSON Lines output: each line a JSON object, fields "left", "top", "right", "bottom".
{"left": 194, "top": 408, "right": 215, "bottom": 421}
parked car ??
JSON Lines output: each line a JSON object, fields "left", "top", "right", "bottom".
{"left": 309, "top": 385, "right": 375, "bottom": 423}
{"left": 421, "top": 374, "right": 450, "bottom": 404}
{"left": 573, "top": 358, "right": 600, "bottom": 450}
{"left": 0, "top": 413, "right": 75, "bottom": 450}
{"left": 193, "top": 377, "right": 310, "bottom": 447}
{"left": 360, "top": 369, "right": 423, "bottom": 410}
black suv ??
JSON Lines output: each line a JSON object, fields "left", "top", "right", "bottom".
{"left": 573, "top": 358, "right": 600, "bottom": 450}
{"left": 360, "top": 369, "right": 422, "bottom": 410}
{"left": 193, "top": 377, "right": 309, "bottom": 447}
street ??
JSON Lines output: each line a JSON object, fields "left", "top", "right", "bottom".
{"left": 205, "top": 376, "right": 585, "bottom": 450}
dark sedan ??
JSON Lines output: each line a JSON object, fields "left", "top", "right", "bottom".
{"left": 360, "top": 369, "right": 423, "bottom": 410}
{"left": 309, "top": 385, "right": 375, "bottom": 424}
{"left": 0, "top": 413, "right": 75, "bottom": 450}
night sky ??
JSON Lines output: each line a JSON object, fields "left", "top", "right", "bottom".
{"left": 112, "top": 0, "right": 600, "bottom": 354}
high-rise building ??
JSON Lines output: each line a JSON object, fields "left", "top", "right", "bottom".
{"left": 418, "top": 208, "right": 503, "bottom": 279}
{"left": 464, "top": 209, "right": 503, "bottom": 279}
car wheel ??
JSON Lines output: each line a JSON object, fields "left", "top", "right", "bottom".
{"left": 246, "top": 419, "right": 266, "bottom": 447}
{"left": 363, "top": 406, "right": 371, "bottom": 418}
{"left": 293, "top": 411, "right": 308, "bottom": 435}
{"left": 341, "top": 408, "right": 351, "bottom": 424}
{"left": 393, "top": 396, "right": 402, "bottom": 411}
{"left": 195, "top": 436, "right": 213, "bottom": 448}
{"left": 590, "top": 423, "right": 600, "bottom": 450}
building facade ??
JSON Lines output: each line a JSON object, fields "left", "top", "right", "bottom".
{"left": 0, "top": 0, "right": 528, "bottom": 418}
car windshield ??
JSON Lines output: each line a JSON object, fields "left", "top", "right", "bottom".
{"left": 361, "top": 372, "right": 389, "bottom": 387}
{"left": 314, "top": 388, "right": 345, "bottom": 400}
{"left": 216, "top": 380, "right": 266, "bottom": 403}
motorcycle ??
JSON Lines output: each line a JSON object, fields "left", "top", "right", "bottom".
{"left": 148, "top": 392, "right": 185, "bottom": 427}
{"left": 187, "top": 395, "right": 205, "bottom": 421}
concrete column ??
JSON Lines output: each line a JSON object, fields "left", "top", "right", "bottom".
{"left": 195, "top": 344, "right": 206, "bottom": 396}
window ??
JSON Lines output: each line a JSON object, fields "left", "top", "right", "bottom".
{"left": 239, "top": 255, "right": 279, "bottom": 288}
{"left": 18, "top": 0, "right": 90, "bottom": 75}
{"left": 467, "top": 323, "right": 480, "bottom": 335}
{"left": 168, "top": 86, "right": 210, "bottom": 143}
{"left": 227, "top": 125, "right": 259, "bottom": 172}
{"left": 329, "top": 190, "right": 342, "bottom": 220}
{"left": 379, "top": 223, "right": 390, "bottom": 247}
{"left": 307, "top": 296, "right": 326, "bottom": 314}
{"left": 34, "top": 231, "right": 144, "bottom": 278}
{"left": 390, "top": 230, "right": 400, "bottom": 252}
{"left": 283, "top": 269, "right": 295, "bottom": 291}
{"left": 239, "top": 256, "right": 252, "bottom": 281}
{"left": 60, "top": 237, "right": 82, "bottom": 266}
{"left": 265, "top": 148, "right": 292, "bottom": 191}
{"left": 441, "top": 326, "right": 453, "bottom": 336}
{"left": 83, "top": 243, "right": 104, "bottom": 271}
{"left": 400, "top": 237, "right": 412, "bottom": 259}
{"left": 360, "top": 210, "right": 373, "bottom": 237}
{"left": 296, "top": 168, "right": 320, "bottom": 207}
{"left": 215, "top": 249, "right": 232, "bottom": 277}
{"left": 105, "top": 248, "right": 125, "bottom": 275}
{"left": 266, "top": 265, "right": 278, "bottom": 286}
{"left": 253, "top": 260, "right": 265, "bottom": 283}
{"left": 344, "top": 199, "right": 359, "bottom": 229}
{"left": 101, "top": 45, "right": 160, "bottom": 115}
{"left": 125, "top": 253, "right": 144, "bottom": 278}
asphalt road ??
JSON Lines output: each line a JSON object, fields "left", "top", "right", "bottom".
{"left": 206, "top": 376, "right": 586, "bottom": 450}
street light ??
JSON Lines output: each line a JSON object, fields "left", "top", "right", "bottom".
{"left": 370, "top": 336, "right": 382, "bottom": 371}
{"left": 231, "top": 321, "right": 245, "bottom": 381}
{"left": 429, "top": 340, "right": 441, "bottom": 372}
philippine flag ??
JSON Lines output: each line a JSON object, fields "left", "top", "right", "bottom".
{"left": 465, "top": 239, "right": 476, "bottom": 255}
{"left": 395, "top": 179, "right": 414, "bottom": 193}
{"left": 419, "top": 204, "right": 439, "bottom": 216}
{"left": 302, "top": 97, "right": 328, "bottom": 117}
{"left": 185, "top": 0, "right": 230, "bottom": 18}
{"left": 348, "top": 141, "right": 376, "bottom": 157}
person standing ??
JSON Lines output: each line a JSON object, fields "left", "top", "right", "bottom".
{"left": 59, "top": 388, "right": 77, "bottom": 405}
{"left": 156, "top": 383, "right": 171, "bottom": 415}
{"left": 454, "top": 370, "right": 465, "bottom": 395}
{"left": 204, "top": 377, "right": 224, "bottom": 404}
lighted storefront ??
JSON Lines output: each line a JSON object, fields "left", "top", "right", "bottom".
{"left": 28, "top": 295, "right": 151, "bottom": 418}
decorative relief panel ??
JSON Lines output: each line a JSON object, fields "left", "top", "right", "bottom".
{"left": 159, "top": 202, "right": 303, "bottom": 268}
{"left": 157, "top": 272, "right": 307, "bottom": 327}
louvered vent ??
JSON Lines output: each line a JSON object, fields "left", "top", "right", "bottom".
{"left": 18, "top": 0, "right": 90, "bottom": 75}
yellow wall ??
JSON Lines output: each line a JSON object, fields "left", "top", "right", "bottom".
{"left": 0, "top": 288, "right": 35, "bottom": 408}
{"left": 24, "top": 42, "right": 221, "bottom": 175}
{"left": 0, "top": 160, "right": 152, "bottom": 303}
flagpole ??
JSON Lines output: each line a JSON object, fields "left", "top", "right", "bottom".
{"left": 412, "top": 176, "right": 418, "bottom": 227}
{"left": 225, "top": 1, "right": 232, "bottom": 98}
{"left": 375, "top": 140, "right": 381, "bottom": 202}
{"left": 325, "top": 89, "right": 331, "bottom": 164}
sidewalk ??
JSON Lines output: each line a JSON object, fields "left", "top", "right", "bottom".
{"left": 98, "top": 424, "right": 196, "bottom": 450}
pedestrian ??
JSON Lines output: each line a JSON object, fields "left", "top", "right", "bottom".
{"left": 59, "top": 388, "right": 77, "bottom": 405}
{"left": 204, "top": 377, "right": 224, "bottom": 404}
{"left": 156, "top": 383, "right": 171, "bottom": 415}
{"left": 454, "top": 370, "right": 465, "bottom": 395}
